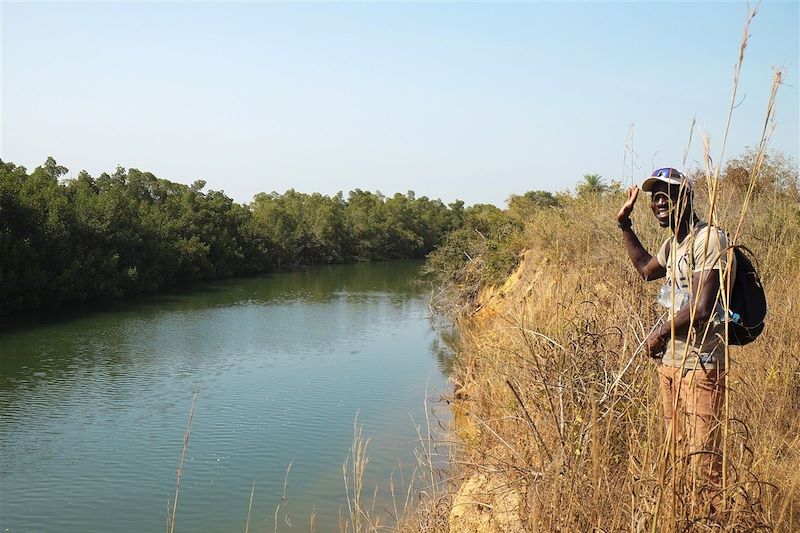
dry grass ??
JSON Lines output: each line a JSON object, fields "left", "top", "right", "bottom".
{"left": 396, "top": 7, "right": 799, "bottom": 531}
{"left": 339, "top": 410, "right": 453, "bottom": 532}
{"left": 432, "top": 180, "right": 799, "bottom": 530}
{"left": 400, "top": 172, "right": 800, "bottom": 531}
{"left": 167, "top": 389, "right": 197, "bottom": 533}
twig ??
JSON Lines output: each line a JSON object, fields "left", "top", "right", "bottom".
{"left": 167, "top": 389, "right": 198, "bottom": 533}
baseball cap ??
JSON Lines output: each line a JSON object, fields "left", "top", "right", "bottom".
{"left": 641, "top": 167, "right": 691, "bottom": 192}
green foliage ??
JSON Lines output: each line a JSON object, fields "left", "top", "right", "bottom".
{"left": 576, "top": 173, "right": 608, "bottom": 197}
{"left": 425, "top": 204, "right": 525, "bottom": 313}
{"left": 0, "top": 158, "right": 463, "bottom": 316}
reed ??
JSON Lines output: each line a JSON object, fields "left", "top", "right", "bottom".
{"left": 274, "top": 461, "right": 294, "bottom": 533}
{"left": 167, "top": 390, "right": 197, "bottom": 533}
{"left": 342, "top": 415, "right": 381, "bottom": 532}
{"left": 245, "top": 481, "right": 256, "bottom": 533}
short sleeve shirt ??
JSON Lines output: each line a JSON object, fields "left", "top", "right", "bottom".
{"left": 655, "top": 222, "right": 736, "bottom": 369}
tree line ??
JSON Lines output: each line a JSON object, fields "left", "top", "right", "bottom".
{"left": 6, "top": 149, "right": 793, "bottom": 317}
{"left": 0, "top": 158, "right": 466, "bottom": 316}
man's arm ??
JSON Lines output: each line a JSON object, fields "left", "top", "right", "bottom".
{"left": 617, "top": 186, "right": 666, "bottom": 281}
{"left": 645, "top": 270, "right": 722, "bottom": 356}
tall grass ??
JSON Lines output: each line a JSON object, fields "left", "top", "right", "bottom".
{"left": 401, "top": 7, "right": 799, "bottom": 531}
{"left": 407, "top": 169, "right": 799, "bottom": 531}
{"left": 343, "top": 417, "right": 376, "bottom": 532}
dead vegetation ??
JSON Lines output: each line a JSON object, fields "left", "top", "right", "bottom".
{"left": 400, "top": 145, "right": 800, "bottom": 529}
{"left": 404, "top": 157, "right": 800, "bottom": 532}
{"left": 399, "top": 7, "right": 799, "bottom": 531}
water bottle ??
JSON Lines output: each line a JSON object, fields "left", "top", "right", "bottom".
{"left": 657, "top": 284, "right": 690, "bottom": 310}
{"left": 712, "top": 306, "right": 742, "bottom": 327}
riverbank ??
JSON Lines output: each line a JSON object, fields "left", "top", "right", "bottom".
{"left": 403, "top": 184, "right": 800, "bottom": 532}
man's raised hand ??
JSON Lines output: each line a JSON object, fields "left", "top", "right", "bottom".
{"left": 616, "top": 185, "right": 639, "bottom": 223}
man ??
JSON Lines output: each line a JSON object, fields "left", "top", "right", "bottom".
{"left": 616, "top": 167, "right": 735, "bottom": 507}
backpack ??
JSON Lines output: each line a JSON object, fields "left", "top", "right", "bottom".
{"left": 664, "top": 231, "right": 766, "bottom": 346}
{"left": 727, "top": 246, "right": 767, "bottom": 345}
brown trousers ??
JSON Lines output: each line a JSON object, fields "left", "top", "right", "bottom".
{"left": 657, "top": 364, "right": 726, "bottom": 492}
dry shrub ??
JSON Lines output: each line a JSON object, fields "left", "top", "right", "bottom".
{"left": 410, "top": 186, "right": 800, "bottom": 532}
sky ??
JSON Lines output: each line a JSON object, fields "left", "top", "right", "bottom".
{"left": 1, "top": 1, "right": 798, "bottom": 207}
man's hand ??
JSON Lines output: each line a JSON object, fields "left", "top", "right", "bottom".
{"left": 616, "top": 185, "right": 640, "bottom": 222}
{"left": 645, "top": 327, "right": 666, "bottom": 358}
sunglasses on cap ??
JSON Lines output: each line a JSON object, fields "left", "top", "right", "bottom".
{"left": 641, "top": 166, "right": 692, "bottom": 193}
{"left": 651, "top": 168, "right": 683, "bottom": 180}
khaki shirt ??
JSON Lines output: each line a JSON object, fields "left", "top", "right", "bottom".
{"left": 655, "top": 223, "right": 736, "bottom": 369}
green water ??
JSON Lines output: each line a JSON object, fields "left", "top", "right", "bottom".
{"left": 0, "top": 261, "right": 452, "bottom": 532}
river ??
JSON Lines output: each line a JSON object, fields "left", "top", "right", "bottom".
{"left": 0, "top": 261, "right": 451, "bottom": 532}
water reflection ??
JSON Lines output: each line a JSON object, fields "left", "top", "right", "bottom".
{"left": 0, "top": 261, "right": 434, "bottom": 390}
{"left": 0, "top": 260, "right": 451, "bottom": 533}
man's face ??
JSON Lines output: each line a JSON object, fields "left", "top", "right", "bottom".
{"left": 650, "top": 182, "right": 682, "bottom": 228}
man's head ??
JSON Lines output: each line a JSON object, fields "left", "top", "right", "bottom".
{"left": 642, "top": 167, "right": 693, "bottom": 229}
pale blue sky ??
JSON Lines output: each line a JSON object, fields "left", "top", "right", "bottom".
{"left": 2, "top": 1, "right": 798, "bottom": 206}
